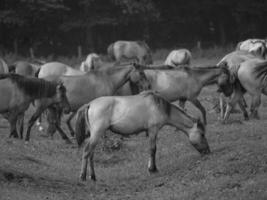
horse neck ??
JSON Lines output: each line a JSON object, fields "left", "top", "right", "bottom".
{"left": 106, "top": 66, "right": 133, "bottom": 92}
{"left": 193, "top": 67, "right": 222, "bottom": 86}
{"left": 31, "top": 80, "right": 57, "bottom": 99}
{"left": 167, "top": 105, "right": 195, "bottom": 135}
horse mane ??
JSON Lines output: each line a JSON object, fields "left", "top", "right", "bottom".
{"left": 136, "top": 40, "right": 151, "bottom": 51}
{"left": 107, "top": 43, "right": 115, "bottom": 60}
{"left": 253, "top": 60, "right": 267, "bottom": 87}
{"left": 0, "top": 73, "right": 57, "bottom": 98}
{"left": 140, "top": 90, "right": 186, "bottom": 116}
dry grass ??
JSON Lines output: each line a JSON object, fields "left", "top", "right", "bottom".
{"left": 0, "top": 57, "right": 267, "bottom": 200}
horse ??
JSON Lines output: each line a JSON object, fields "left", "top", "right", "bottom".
{"left": 164, "top": 49, "right": 192, "bottom": 67}
{"left": 236, "top": 39, "right": 267, "bottom": 59}
{"left": 8, "top": 61, "right": 42, "bottom": 77}
{"left": 217, "top": 50, "right": 264, "bottom": 122}
{"left": 80, "top": 53, "right": 103, "bottom": 72}
{"left": 75, "top": 91, "right": 210, "bottom": 181}
{"left": 38, "top": 62, "right": 86, "bottom": 78}
{"left": 37, "top": 64, "right": 150, "bottom": 138}
{"left": 134, "top": 64, "right": 231, "bottom": 124}
{"left": 0, "top": 58, "right": 9, "bottom": 74}
{"left": 219, "top": 58, "right": 267, "bottom": 121}
{"left": 0, "top": 74, "right": 70, "bottom": 141}
{"left": 107, "top": 40, "right": 153, "bottom": 65}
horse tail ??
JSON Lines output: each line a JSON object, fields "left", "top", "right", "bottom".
{"left": 107, "top": 43, "right": 115, "bottom": 60}
{"left": 34, "top": 67, "right": 41, "bottom": 77}
{"left": 253, "top": 60, "right": 267, "bottom": 86}
{"left": 75, "top": 104, "right": 90, "bottom": 147}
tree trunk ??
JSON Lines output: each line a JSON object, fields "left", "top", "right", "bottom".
{"left": 219, "top": 22, "right": 226, "bottom": 45}
{"left": 13, "top": 38, "right": 18, "bottom": 56}
{"left": 85, "top": 26, "right": 94, "bottom": 52}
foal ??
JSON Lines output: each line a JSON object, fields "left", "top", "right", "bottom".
{"left": 75, "top": 91, "right": 210, "bottom": 181}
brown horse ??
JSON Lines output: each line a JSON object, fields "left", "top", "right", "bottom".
{"left": 38, "top": 62, "right": 86, "bottom": 78}
{"left": 134, "top": 64, "right": 231, "bottom": 124}
{"left": 0, "top": 74, "right": 70, "bottom": 141}
{"left": 75, "top": 91, "right": 210, "bottom": 181}
{"left": 219, "top": 58, "right": 267, "bottom": 121}
{"left": 107, "top": 40, "right": 153, "bottom": 64}
{"left": 38, "top": 64, "right": 149, "bottom": 138}
{"left": 80, "top": 53, "right": 103, "bottom": 72}
{"left": 164, "top": 49, "right": 192, "bottom": 66}
{"left": 8, "top": 61, "right": 42, "bottom": 77}
{"left": 236, "top": 39, "right": 267, "bottom": 59}
{"left": 217, "top": 50, "right": 264, "bottom": 122}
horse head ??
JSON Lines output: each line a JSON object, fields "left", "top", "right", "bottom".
{"left": 130, "top": 63, "right": 151, "bottom": 91}
{"left": 189, "top": 118, "right": 210, "bottom": 155}
{"left": 217, "top": 63, "right": 234, "bottom": 96}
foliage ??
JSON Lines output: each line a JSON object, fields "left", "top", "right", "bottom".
{"left": 0, "top": 0, "right": 266, "bottom": 56}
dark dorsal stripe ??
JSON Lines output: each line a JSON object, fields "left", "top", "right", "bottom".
{"left": 0, "top": 73, "right": 57, "bottom": 98}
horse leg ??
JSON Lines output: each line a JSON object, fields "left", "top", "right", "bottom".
{"left": 80, "top": 131, "right": 101, "bottom": 181}
{"left": 25, "top": 107, "right": 45, "bottom": 141}
{"left": 55, "top": 122, "right": 72, "bottom": 144}
{"left": 46, "top": 107, "right": 58, "bottom": 138}
{"left": 17, "top": 113, "right": 24, "bottom": 139}
{"left": 178, "top": 99, "right": 186, "bottom": 110}
{"left": 8, "top": 114, "right": 19, "bottom": 138}
{"left": 222, "top": 90, "right": 242, "bottom": 123}
{"left": 219, "top": 93, "right": 225, "bottom": 120}
{"left": 250, "top": 95, "right": 261, "bottom": 119}
{"left": 190, "top": 99, "right": 207, "bottom": 125}
{"left": 148, "top": 127, "right": 159, "bottom": 173}
{"left": 66, "top": 112, "right": 76, "bottom": 137}
{"left": 238, "top": 99, "right": 249, "bottom": 120}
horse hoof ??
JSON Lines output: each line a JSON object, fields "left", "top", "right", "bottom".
{"left": 80, "top": 174, "right": 87, "bottom": 181}
{"left": 220, "top": 120, "right": 227, "bottom": 125}
{"left": 70, "top": 132, "right": 75, "bottom": 137}
{"left": 38, "top": 126, "right": 44, "bottom": 132}
{"left": 90, "top": 175, "right": 96, "bottom": 181}
{"left": 148, "top": 167, "right": 158, "bottom": 173}
{"left": 65, "top": 139, "right": 72, "bottom": 144}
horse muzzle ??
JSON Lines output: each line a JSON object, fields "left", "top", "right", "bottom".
{"left": 199, "top": 147, "right": 211, "bottom": 156}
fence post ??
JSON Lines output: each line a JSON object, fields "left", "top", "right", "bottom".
{"left": 13, "top": 39, "right": 18, "bottom": 56}
{"left": 197, "top": 41, "right": 202, "bottom": 50}
{"left": 29, "top": 47, "right": 35, "bottom": 59}
{"left": 78, "top": 45, "right": 82, "bottom": 59}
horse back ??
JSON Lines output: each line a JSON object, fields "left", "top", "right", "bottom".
{"left": 113, "top": 40, "right": 149, "bottom": 59}
{"left": 38, "top": 62, "right": 69, "bottom": 78}
{"left": 14, "top": 61, "right": 35, "bottom": 76}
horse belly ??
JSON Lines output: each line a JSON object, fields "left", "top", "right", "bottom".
{"left": 238, "top": 66, "right": 261, "bottom": 94}
{"left": 154, "top": 74, "right": 189, "bottom": 101}
{"left": 110, "top": 101, "right": 150, "bottom": 135}
{"left": 0, "top": 84, "right": 26, "bottom": 113}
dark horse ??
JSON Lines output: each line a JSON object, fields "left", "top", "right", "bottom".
{"left": 0, "top": 74, "right": 70, "bottom": 141}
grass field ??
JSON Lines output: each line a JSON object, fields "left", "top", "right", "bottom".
{"left": 1, "top": 56, "right": 267, "bottom": 200}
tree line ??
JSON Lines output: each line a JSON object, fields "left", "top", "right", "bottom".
{"left": 0, "top": 0, "right": 267, "bottom": 56}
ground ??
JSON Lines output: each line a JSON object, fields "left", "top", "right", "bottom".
{"left": 1, "top": 58, "right": 267, "bottom": 200}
